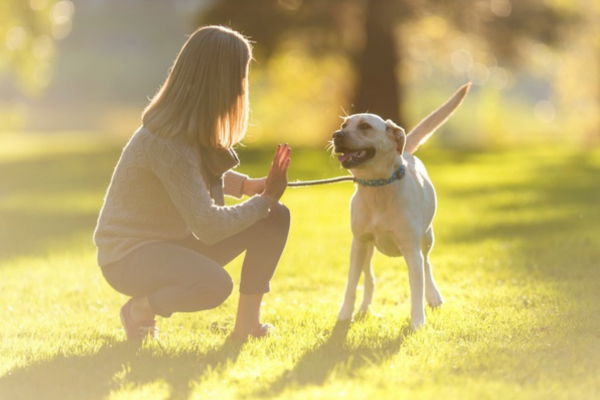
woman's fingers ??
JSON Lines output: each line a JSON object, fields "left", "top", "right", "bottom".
{"left": 282, "top": 147, "right": 291, "bottom": 171}
{"left": 272, "top": 144, "right": 281, "bottom": 160}
{"left": 275, "top": 144, "right": 286, "bottom": 168}
{"left": 282, "top": 157, "right": 290, "bottom": 173}
{"left": 280, "top": 145, "right": 290, "bottom": 170}
{"left": 271, "top": 144, "right": 290, "bottom": 172}
{"left": 261, "top": 144, "right": 291, "bottom": 205}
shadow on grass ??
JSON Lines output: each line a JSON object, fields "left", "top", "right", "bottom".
{"left": 0, "top": 322, "right": 409, "bottom": 400}
{"left": 440, "top": 150, "right": 600, "bottom": 274}
{"left": 0, "top": 336, "right": 243, "bottom": 400}
{"left": 253, "top": 320, "right": 411, "bottom": 398}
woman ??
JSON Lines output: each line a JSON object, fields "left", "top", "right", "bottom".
{"left": 94, "top": 26, "right": 291, "bottom": 342}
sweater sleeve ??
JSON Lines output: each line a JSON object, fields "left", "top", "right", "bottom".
{"left": 223, "top": 170, "right": 248, "bottom": 199}
{"left": 147, "top": 137, "right": 270, "bottom": 245}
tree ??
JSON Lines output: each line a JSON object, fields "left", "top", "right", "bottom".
{"left": 198, "top": 0, "right": 580, "bottom": 129}
{"left": 197, "top": 0, "right": 415, "bottom": 123}
{"left": 0, "top": 0, "right": 72, "bottom": 95}
{"left": 352, "top": 0, "right": 401, "bottom": 121}
{"left": 438, "top": 0, "right": 578, "bottom": 65}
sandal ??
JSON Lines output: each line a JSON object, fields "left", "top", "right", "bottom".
{"left": 120, "top": 299, "right": 158, "bottom": 341}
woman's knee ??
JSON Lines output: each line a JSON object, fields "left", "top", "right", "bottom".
{"left": 201, "top": 270, "right": 234, "bottom": 309}
{"left": 268, "top": 202, "right": 291, "bottom": 231}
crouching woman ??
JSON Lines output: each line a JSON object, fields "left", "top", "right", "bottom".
{"left": 94, "top": 26, "right": 291, "bottom": 342}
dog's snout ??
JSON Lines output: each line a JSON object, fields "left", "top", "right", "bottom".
{"left": 333, "top": 130, "right": 345, "bottom": 139}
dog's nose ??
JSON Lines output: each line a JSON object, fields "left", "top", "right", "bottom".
{"left": 332, "top": 130, "right": 345, "bottom": 139}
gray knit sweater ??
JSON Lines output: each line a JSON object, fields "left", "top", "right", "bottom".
{"left": 93, "top": 126, "right": 270, "bottom": 267}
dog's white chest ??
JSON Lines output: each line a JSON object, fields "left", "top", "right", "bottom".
{"left": 373, "top": 231, "right": 403, "bottom": 257}
{"left": 353, "top": 209, "right": 404, "bottom": 257}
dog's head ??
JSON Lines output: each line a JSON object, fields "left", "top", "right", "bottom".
{"left": 332, "top": 113, "right": 405, "bottom": 170}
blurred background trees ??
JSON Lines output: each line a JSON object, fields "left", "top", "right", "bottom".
{"left": 1, "top": 0, "right": 69, "bottom": 94}
{"left": 199, "top": 0, "right": 576, "bottom": 125}
{"left": 1, "top": 0, "right": 599, "bottom": 147}
{"left": 198, "top": 0, "right": 405, "bottom": 122}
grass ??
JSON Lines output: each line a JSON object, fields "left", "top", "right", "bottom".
{"left": 0, "top": 134, "right": 599, "bottom": 400}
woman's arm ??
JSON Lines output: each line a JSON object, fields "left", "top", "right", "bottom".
{"left": 223, "top": 171, "right": 267, "bottom": 198}
{"left": 224, "top": 170, "right": 249, "bottom": 198}
{"left": 241, "top": 177, "right": 266, "bottom": 197}
{"left": 148, "top": 138, "right": 270, "bottom": 245}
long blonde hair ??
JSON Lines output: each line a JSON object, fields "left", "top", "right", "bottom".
{"left": 142, "top": 26, "right": 252, "bottom": 149}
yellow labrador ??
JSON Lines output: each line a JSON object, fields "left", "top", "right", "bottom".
{"left": 333, "top": 84, "right": 470, "bottom": 330}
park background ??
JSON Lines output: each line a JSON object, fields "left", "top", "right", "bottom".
{"left": 3, "top": 0, "right": 600, "bottom": 147}
{"left": 1, "top": 1, "right": 599, "bottom": 399}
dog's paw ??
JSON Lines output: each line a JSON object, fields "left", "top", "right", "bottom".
{"left": 338, "top": 313, "right": 353, "bottom": 322}
{"left": 426, "top": 292, "right": 444, "bottom": 308}
{"left": 355, "top": 307, "right": 370, "bottom": 320}
{"left": 426, "top": 286, "right": 444, "bottom": 308}
{"left": 358, "top": 303, "right": 370, "bottom": 315}
{"left": 410, "top": 321, "right": 425, "bottom": 331}
{"left": 410, "top": 314, "right": 426, "bottom": 331}
{"left": 338, "top": 306, "right": 354, "bottom": 321}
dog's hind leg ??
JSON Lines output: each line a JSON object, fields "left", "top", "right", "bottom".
{"left": 339, "top": 239, "right": 374, "bottom": 321}
{"left": 423, "top": 228, "right": 444, "bottom": 308}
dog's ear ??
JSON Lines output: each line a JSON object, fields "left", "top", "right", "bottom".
{"left": 386, "top": 119, "right": 406, "bottom": 154}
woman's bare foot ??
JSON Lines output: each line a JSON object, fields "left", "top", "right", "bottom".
{"left": 230, "top": 323, "right": 273, "bottom": 342}
{"left": 129, "top": 296, "right": 156, "bottom": 323}
{"left": 231, "top": 293, "right": 272, "bottom": 340}
{"left": 120, "top": 298, "right": 158, "bottom": 341}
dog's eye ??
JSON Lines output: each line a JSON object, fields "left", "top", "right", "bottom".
{"left": 359, "top": 123, "right": 372, "bottom": 130}
{"left": 341, "top": 123, "right": 347, "bottom": 129}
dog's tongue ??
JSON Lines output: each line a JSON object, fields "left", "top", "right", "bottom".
{"left": 338, "top": 151, "right": 358, "bottom": 163}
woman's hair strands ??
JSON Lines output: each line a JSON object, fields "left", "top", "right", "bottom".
{"left": 142, "top": 26, "right": 252, "bottom": 150}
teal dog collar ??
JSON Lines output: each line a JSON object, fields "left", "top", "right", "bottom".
{"left": 355, "top": 165, "right": 406, "bottom": 187}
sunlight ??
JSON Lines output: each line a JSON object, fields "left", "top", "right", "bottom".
{"left": 1, "top": 2, "right": 600, "bottom": 399}
{"left": 490, "top": 0, "right": 512, "bottom": 17}
{"left": 5, "top": 26, "right": 27, "bottom": 51}
{"left": 50, "top": 1, "right": 74, "bottom": 40}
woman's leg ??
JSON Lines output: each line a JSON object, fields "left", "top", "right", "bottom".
{"left": 178, "top": 203, "right": 291, "bottom": 336}
{"left": 235, "top": 203, "right": 290, "bottom": 336}
{"left": 102, "top": 242, "right": 234, "bottom": 320}
{"left": 103, "top": 203, "right": 290, "bottom": 338}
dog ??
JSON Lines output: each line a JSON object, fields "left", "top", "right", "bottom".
{"left": 333, "top": 83, "right": 471, "bottom": 330}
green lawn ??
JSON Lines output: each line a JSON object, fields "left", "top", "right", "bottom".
{"left": 0, "top": 134, "right": 599, "bottom": 400}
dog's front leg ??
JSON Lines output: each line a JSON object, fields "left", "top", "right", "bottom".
{"left": 358, "top": 243, "right": 376, "bottom": 316}
{"left": 338, "top": 238, "right": 373, "bottom": 321}
{"left": 404, "top": 246, "right": 426, "bottom": 330}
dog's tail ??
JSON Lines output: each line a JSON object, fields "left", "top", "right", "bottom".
{"left": 404, "top": 83, "right": 471, "bottom": 155}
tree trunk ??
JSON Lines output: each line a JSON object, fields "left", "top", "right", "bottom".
{"left": 352, "top": 0, "right": 402, "bottom": 124}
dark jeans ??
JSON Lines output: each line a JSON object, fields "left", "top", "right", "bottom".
{"left": 101, "top": 203, "right": 290, "bottom": 318}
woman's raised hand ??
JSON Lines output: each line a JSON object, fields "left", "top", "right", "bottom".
{"left": 261, "top": 144, "right": 291, "bottom": 207}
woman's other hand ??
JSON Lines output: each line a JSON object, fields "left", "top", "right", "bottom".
{"left": 261, "top": 144, "right": 291, "bottom": 207}
{"left": 242, "top": 178, "right": 267, "bottom": 197}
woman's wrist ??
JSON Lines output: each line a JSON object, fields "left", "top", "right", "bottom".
{"left": 241, "top": 178, "right": 251, "bottom": 196}
{"left": 243, "top": 178, "right": 266, "bottom": 197}
{"left": 260, "top": 193, "right": 277, "bottom": 208}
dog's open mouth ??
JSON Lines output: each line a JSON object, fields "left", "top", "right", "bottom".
{"left": 335, "top": 147, "right": 376, "bottom": 169}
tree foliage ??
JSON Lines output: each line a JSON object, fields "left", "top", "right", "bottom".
{"left": 198, "top": 0, "right": 582, "bottom": 126}
{"left": 438, "top": 0, "right": 580, "bottom": 65}
{"left": 0, "top": 0, "right": 73, "bottom": 95}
